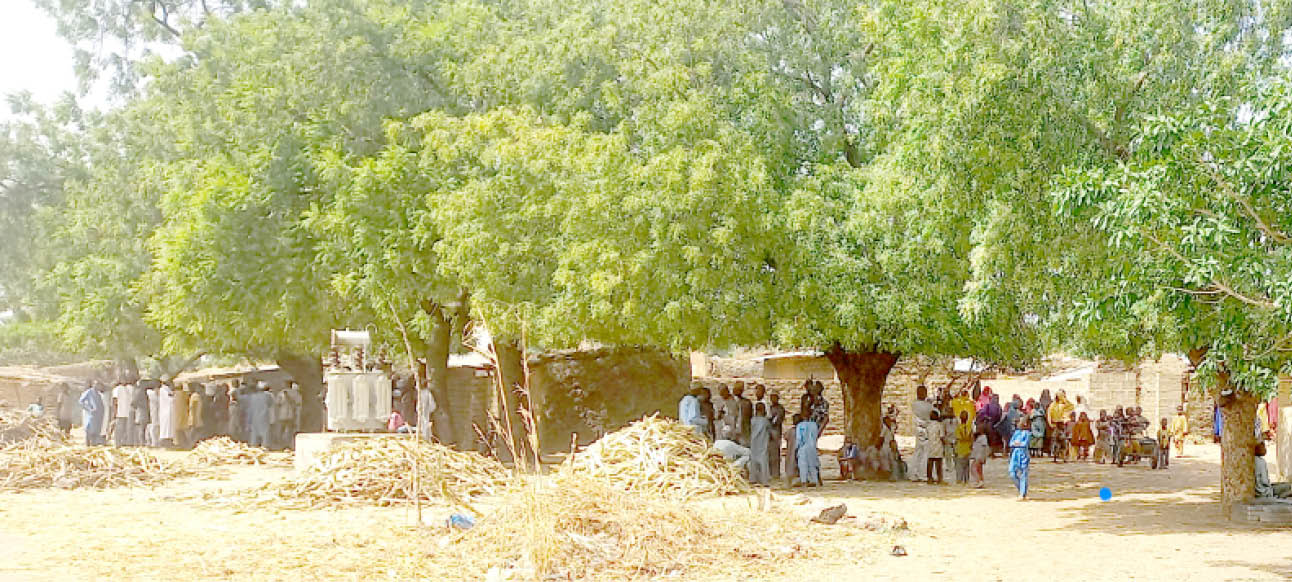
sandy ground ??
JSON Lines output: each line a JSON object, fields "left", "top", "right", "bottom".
{"left": 2, "top": 441, "right": 1289, "bottom": 581}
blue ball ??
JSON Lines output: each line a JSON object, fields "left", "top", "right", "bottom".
{"left": 1098, "top": 487, "right": 1112, "bottom": 501}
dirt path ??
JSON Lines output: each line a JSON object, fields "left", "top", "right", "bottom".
{"left": 1, "top": 442, "right": 1288, "bottom": 581}
{"left": 802, "top": 442, "right": 1292, "bottom": 581}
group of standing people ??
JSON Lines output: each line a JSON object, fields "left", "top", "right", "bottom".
{"left": 65, "top": 377, "right": 302, "bottom": 450}
{"left": 911, "top": 384, "right": 1192, "bottom": 499}
{"left": 678, "top": 379, "right": 830, "bottom": 488}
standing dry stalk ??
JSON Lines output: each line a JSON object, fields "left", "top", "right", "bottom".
{"left": 386, "top": 300, "right": 426, "bottom": 524}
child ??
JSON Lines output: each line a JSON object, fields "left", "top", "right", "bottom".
{"left": 1051, "top": 415, "right": 1070, "bottom": 463}
{"left": 970, "top": 426, "right": 989, "bottom": 488}
{"left": 1072, "top": 412, "right": 1095, "bottom": 461}
{"left": 1168, "top": 405, "right": 1189, "bottom": 458}
{"left": 837, "top": 436, "right": 860, "bottom": 480}
{"left": 1008, "top": 416, "right": 1031, "bottom": 499}
{"left": 880, "top": 415, "right": 903, "bottom": 481}
{"left": 1156, "top": 417, "right": 1171, "bottom": 469}
{"left": 925, "top": 409, "right": 945, "bottom": 484}
{"left": 1029, "top": 404, "right": 1046, "bottom": 458}
{"left": 954, "top": 411, "right": 973, "bottom": 484}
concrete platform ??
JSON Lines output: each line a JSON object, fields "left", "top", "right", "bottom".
{"left": 294, "top": 432, "right": 405, "bottom": 472}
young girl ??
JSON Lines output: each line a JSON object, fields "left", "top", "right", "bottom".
{"left": 1008, "top": 416, "right": 1031, "bottom": 499}
{"left": 954, "top": 411, "right": 974, "bottom": 484}
{"left": 925, "top": 409, "right": 946, "bottom": 484}
{"left": 1029, "top": 403, "right": 1046, "bottom": 458}
{"left": 1072, "top": 412, "right": 1095, "bottom": 461}
{"left": 970, "top": 425, "right": 989, "bottom": 488}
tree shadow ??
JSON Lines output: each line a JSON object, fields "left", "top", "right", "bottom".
{"left": 1207, "top": 559, "right": 1292, "bottom": 579}
{"left": 776, "top": 453, "right": 1292, "bottom": 535}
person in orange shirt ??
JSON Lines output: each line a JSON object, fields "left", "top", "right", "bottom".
{"left": 1168, "top": 405, "right": 1189, "bottom": 457}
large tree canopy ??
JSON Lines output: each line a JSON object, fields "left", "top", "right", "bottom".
{"left": 7, "top": 0, "right": 1292, "bottom": 497}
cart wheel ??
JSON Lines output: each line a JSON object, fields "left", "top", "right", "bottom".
{"left": 1116, "top": 452, "right": 1124, "bottom": 467}
{"left": 1150, "top": 455, "right": 1158, "bottom": 470}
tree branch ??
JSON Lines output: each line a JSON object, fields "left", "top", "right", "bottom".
{"left": 1198, "top": 155, "right": 1292, "bottom": 245}
{"left": 148, "top": 1, "right": 182, "bottom": 39}
{"left": 1140, "top": 228, "right": 1276, "bottom": 309}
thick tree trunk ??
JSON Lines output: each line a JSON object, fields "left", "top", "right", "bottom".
{"left": 494, "top": 337, "right": 533, "bottom": 463}
{"left": 276, "top": 353, "right": 325, "bottom": 433}
{"left": 425, "top": 305, "right": 455, "bottom": 444}
{"left": 116, "top": 357, "right": 140, "bottom": 384}
{"left": 825, "top": 345, "right": 899, "bottom": 480}
{"left": 1187, "top": 347, "right": 1257, "bottom": 516}
{"left": 1219, "top": 376, "right": 1258, "bottom": 516}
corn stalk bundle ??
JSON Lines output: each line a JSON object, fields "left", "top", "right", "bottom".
{"left": 435, "top": 478, "right": 814, "bottom": 581}
{"left": 191, "top": 437, "right": 286, "bottom": 466}
{"left": 0, "top": 443, "right": 194, "bottom": 491}
{"left": 268, "top": 437, "right": 510, "bottom": 508}
{"left": 557, "top": 415, "right": 750, "bottom": 499}
{"left": 0, "top": 409, "right": 66, "bottom": 450}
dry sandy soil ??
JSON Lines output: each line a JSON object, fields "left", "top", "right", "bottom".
{"left": 1, "top": 441, "right": 1288, "bottom": 581}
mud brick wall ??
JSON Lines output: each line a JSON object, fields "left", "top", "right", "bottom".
{"left": 528, "top": 348, "right": 689, "bottom": 454}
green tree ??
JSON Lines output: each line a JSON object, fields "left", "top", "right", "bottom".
{"left": 0, "top": 93, "right": 88, "bottom": 319}
{"left": 368, "top": 0, "right": 1049, "bottom": 471}
{"left": 862, "top": 0, "right": 1291, "bottom": 508}
{"left": 1058, "top": 82, "right": 1292, "bottom": 511}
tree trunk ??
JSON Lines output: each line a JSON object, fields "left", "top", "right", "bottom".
{"left": 1186, "top": 346, "right": 1257, "bottom": 516}
{"left": 494, "top": 337, "right": 533, "bottom": 462}
{"left": 116, "top": 357, "right": 140, "bottom": 384}
{"left": 825, "top": 345, "right": 899, "bottom": 480}
{"left": 425, "top": 305, "right": 455, "bottom": 444}
{"left": 1219, "top": 372, "right": 1259, "bottom": 516}
{"left": 276, "top": 353, "right": 324, "bottom": 433}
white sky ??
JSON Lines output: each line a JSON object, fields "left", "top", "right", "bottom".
{"left": 0, "top": 0, "right": 79, "bottom": 115}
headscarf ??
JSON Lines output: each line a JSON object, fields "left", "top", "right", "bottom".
{"left": 1038, "top": 389, "right": 1053, "bottom": 413}
{"left": 1024, "top": 398, "right": 1036, "bottom": 414}
{"left": 984, "top": 393, "right": 1002, "bottom": 425}
{"left": 976, "top": 386, "right": 993, "bottom": 411}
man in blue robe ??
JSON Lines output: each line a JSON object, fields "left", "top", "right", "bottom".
{"left": 79, "top": 383, "right": 106, "bottom": 446}
{"left": 795, "top": 417, "right": 820, "bottom": 487}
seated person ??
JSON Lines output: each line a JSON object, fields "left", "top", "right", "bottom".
{"left": 713, "top": 438, "right": 751, "bottom": 469}
{"left": 1255, "top": 442, "right": 1291, "bottom": 499}
{"left": 837, "top": 436, "right": 861, "bottom": 480}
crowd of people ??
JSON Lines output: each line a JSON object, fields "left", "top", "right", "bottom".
{"left": 677, "top": 380, "right": 1197, "bottom": 498}
{"left": 677, "top": 379, "right": 830, "bottom": 488}
{"left": 909, "top": 385, "right": 1191, "bottom": 498}
{"left": 28, "top": 378, "right": 303, "bottom": 451}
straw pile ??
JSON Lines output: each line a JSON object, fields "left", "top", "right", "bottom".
{"left": 433, "top": 479, "right": 816, "bottom": 580}
{"left": 557, "top": 415, "right": 750, "bottom": 498}
{"left": 0, "top": 443, "right": 195, "bottom": 491}
{"left": 0, "top": 409, "right": 65, "bottom": 449}
{"left": 266, "top": 437, "right": 510, "bottom": 508}
{"left": 191, "top": 437, "right": 287, "bottom": 466}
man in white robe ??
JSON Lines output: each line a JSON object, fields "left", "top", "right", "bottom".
{"left": 910, "top": 385, "right": 933, "bottom": 482}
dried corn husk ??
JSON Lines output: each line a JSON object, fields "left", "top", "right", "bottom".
{"left": 265, "top": 437, "right": 510, "bottom": 508}
{"left": 191, "top": 437, "right": 288, "bottom": 466}
{"left": 0, "top": 443, "right": 194, "bottom": 491}
{"left": 0, "top": 409, "right": 65, "bottom": 450}
{"left": 434, "top": 477, "right": 815, "bottom": 581}
{"left": 557, "top": 415, "right": 750, "bottom": 499}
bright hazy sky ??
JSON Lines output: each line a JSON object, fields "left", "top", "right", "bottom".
{"left": 0, "top": 1, "right": 79, "bottom": 113}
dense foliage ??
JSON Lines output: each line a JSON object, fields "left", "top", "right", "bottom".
{"left": 2, "top": 0, "right": 1291, "bottom": 491}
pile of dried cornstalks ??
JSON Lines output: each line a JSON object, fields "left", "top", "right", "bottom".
{"left": 265, "top": 437, "right": 510, "bottom": 508}
{"left": 0, "top": 443, "right": 195, "bottom": 491}
{"left": 191, "top": 437, "right": 288, "bottom": 466}
{"left": 432, "top": 478, "right": 814, "bottom": 581}
{"left": 0, "top": 409, "right": 65, "bottom": 449}
{"left": 557, "top": 415, "right": 750, "bottom": 498}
